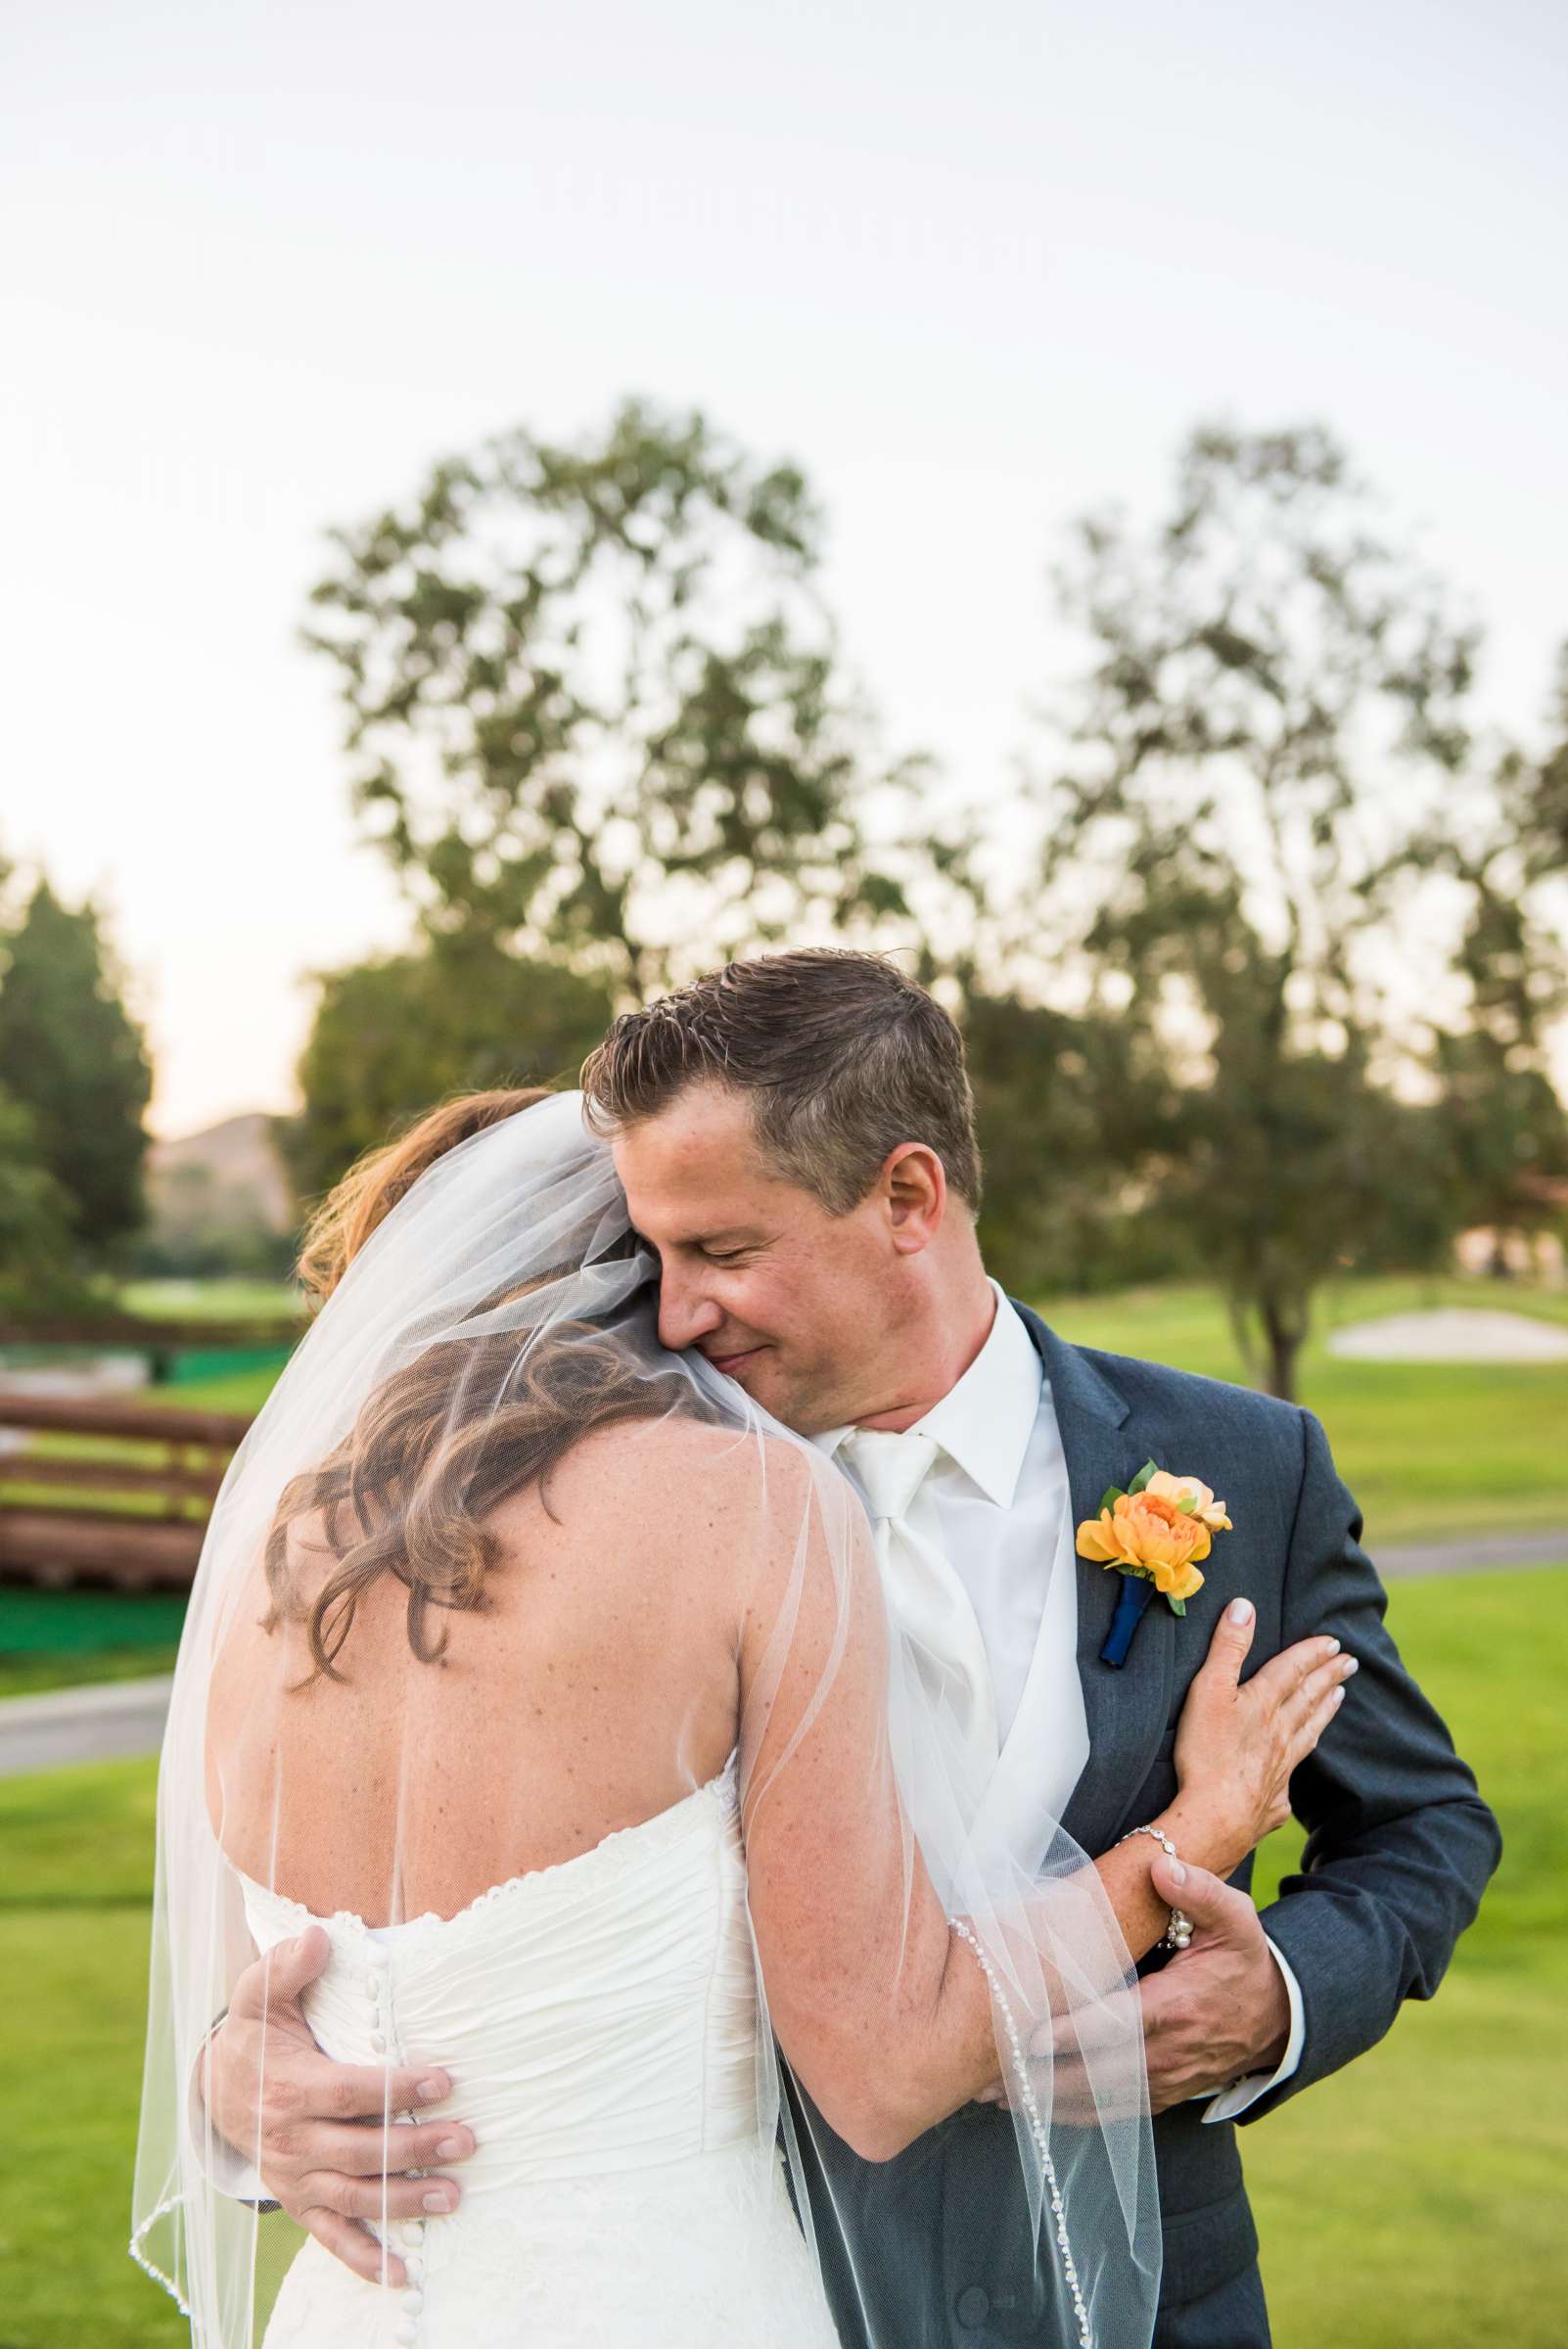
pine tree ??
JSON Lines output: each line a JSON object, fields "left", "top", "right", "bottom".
{"left": 0, "top": 878, "right": 153, "bottom": 1253}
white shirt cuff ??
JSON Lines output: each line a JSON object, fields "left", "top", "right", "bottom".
{"left": 1199, "top": 1935, "right": 1306, "bottom": 2124}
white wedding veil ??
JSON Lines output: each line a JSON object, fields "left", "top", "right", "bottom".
{"left": 132, "top": 1088, "right": 1158, "bottom": 2346}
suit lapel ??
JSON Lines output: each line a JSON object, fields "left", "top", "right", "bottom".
{"left": 1011, "top": 1303, "right": 1176, "bottom": 1858}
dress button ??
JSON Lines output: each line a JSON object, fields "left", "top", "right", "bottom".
{"left": 393, "top": 2328, "right": 417, "bottom": 2346}
{"left": 370, "top": 2033, "right": 387, "bottom": 2052}
{"left": 956, "top": 2284, "right": 991, "bottom": 2327}
{"left": 402, "top": 2289, "right": 424, "bottom": 2313}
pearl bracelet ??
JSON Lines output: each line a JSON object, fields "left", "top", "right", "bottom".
{"left": 1116, "top": 1822, "right": 1194, "bottom": 1952}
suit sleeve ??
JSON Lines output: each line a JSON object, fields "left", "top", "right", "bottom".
{"left": 1239, "top": 1407, "right": 1501, "bottom": 2123}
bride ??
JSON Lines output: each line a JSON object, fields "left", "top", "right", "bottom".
{"left": 132, "top": 1088, "right": 1349, "bottom": 2349}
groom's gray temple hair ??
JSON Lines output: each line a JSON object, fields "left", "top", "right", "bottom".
{"left": 581, "top": 945, "right": 1502, "bottom": 2349}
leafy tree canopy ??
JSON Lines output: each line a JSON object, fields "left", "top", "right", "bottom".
{"left": 283, "top": 932, "right": 615, "bottom": 1208}
{"left": 1018, "top": 422, "right": 1560, "bottom": 1394}
{"left": 303, "top": 398, "right": 933, "bottom": 999}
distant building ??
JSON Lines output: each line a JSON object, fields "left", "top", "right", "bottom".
{"left": 1454, "top": 1174, "right": 1568, "bottom": 1285}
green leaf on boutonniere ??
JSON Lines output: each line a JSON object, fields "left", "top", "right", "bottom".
{"left": 1169, "top": 1597, "right": 1187, "bottom": 1616}
{"left": 1128, "top": 1460, "right": 1159, "bottom": 1496}
{"left": 1098, "top": 1485, "right": 1126, "bottom": 1514}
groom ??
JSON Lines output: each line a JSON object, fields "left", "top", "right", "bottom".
{"left": 210, "top": 948, "right": 1499, "bottom": 2346}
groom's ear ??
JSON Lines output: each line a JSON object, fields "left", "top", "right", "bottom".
{"left": 882, "top": 1143, "right": 946, "bottom": 1253}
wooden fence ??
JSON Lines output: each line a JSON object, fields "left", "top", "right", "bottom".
{"left": 0, "top": 1392, "right": 253, "bottom": 1590}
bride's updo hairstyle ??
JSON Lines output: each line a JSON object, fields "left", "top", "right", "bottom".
{"left": 266, "top": 1086, "right": 696, "bottom": 1683}
{"left": 295, "top": 1086, "right": 554, "bottom": 1307}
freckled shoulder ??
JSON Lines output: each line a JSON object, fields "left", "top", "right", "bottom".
{"left": 530, "top": 1411, "right": 814, "bottom": 1538}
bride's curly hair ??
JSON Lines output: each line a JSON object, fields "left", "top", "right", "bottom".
{"left": 266, "top": 1088, "right": 696, "bottom": 1683}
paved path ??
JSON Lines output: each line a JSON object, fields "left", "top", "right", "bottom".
{"left": 1377, "top": 1529, "right": 1568, "bottom": 1578}
{"left": 0, "top": 1673, "right": 173, "bottom": 1777}
{"left": 1327, "top": 1308, "right": 1568, "bottom": 1362}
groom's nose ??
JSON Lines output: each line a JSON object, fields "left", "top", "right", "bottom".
{"left": 656, "top": 1267, "right": 723, "bottom": 1354}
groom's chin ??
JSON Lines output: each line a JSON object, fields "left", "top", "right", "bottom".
{"left": 715, "top": 1347, "right": 795, "bottom": 1419}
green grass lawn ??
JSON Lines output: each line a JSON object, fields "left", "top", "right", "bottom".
{"left": 0, "top": 1645, "right": 180, "bottom": 1700}
{"left": 0, "top": 1564, "right": 1559, "bottom": 2346}
{"left": 1244, "top": 1565, "right": 1567, "bottom": 2345}
{"left": 115, "top": 1278, "right": 304, "bottom": 1323}
{"left": 0, "top": 1586, "right": 184, "bottom": 1700}
{"left": 1047, "top": 1274, "right": 1568, "bottom": 1546}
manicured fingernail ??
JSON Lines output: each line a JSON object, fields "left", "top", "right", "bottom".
{"left": 1331, "top": 1685, "right": 1345, "bottom": 1704}
{"left": 1325, "top": 1637, "right": 1341, "bottom": 1653}
{"left": 1167, "top": 1859, "right": 1187, "bottom": 1885}
{"left": 1342, "top": 1657, "right": 1359, "bottom": 1674}
{"left": 435, "top": 2136, "right": 466, "bottom": 2159}
{"left": 1227, "top": 1598, "right": 1253, "bottom": 1626}
{"left": 423, "top": 2188, "right": 455, "bottom": 2213}
{"left": 416, "top": 2077, "right": 446, "bottom": 2102}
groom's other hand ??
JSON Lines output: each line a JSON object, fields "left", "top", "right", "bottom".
{"left": 205, "top": 1927, "right": 473, "bottom": 2284}
{"left": 1134, "top": 1856, "right": 1291, "bottom": 2111}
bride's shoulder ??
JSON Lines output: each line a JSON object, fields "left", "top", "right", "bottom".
{"left": 542, "top": 1410, "right": 812, "bottom": 1523}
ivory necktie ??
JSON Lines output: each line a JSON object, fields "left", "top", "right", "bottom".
{"left": 840, "top": 1427, "right": 999, "bottom": 1774}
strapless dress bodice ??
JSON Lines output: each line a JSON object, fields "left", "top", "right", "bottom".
{"left": 241, "top": 1758, "right": 842, "bottom": 2349}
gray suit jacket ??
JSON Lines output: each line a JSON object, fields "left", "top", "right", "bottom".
{"left": 789, "top": 1306, "right": 1500, "bottom": 2345}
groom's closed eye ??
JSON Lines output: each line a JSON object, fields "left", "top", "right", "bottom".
{"left": 626, "top": 1230, "right": 753, "bottom": 1268}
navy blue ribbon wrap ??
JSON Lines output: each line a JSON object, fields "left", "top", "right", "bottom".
{"left": 1099, "top": 1574, "right": 1156, "bottom": 1670}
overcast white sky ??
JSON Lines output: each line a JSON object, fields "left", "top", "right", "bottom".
{"left": 3, "top": 0, "right": 1564, "bottom": 1137}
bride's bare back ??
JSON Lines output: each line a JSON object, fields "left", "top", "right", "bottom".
{"left": 207, "top": 1413, "right": 748, "bottom": 1925}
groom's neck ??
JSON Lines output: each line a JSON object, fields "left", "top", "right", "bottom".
{"left": 852, "top": 1235, "right": 996, "bottom": 1434}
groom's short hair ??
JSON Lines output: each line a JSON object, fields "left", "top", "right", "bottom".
{"left": 582, "top": 950, "right": 982, "bottom": 1214}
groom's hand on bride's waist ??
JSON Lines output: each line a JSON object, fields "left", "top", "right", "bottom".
{"left": 205, "top": 1926, "right": 475, "bottom": 2285}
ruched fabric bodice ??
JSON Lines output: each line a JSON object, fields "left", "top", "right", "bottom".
{"left": 241, "top": 1758, "right": 843, "bottom": 2349}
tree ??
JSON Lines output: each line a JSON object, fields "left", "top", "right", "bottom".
{"left": 282, "top": 931, "right": 615, "bottom": 1206}
{"left": 302, "top": 399, "right": 926, "bottom": 999}
{"left": 0, "top": 877, "right": 152, "bottom": 1255}
{"left": 0, "top": 1081, "right": 94, "bottom": 1316}
{"left": 1024, "top": 422, "right": 1510, "bottom": 1397}
{"left": 1427, "top": 717, "right": 1568, "bottom": 1258}
{"left": 964, "top": 990, "right": 1196, "bottom": 1297}
{"left": 1524, "top": 642, "right": 1568, "bottom": 860}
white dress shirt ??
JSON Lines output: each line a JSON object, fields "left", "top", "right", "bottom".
{"left": 820, "top": 1278, "right": 1304, "bottom": 2122}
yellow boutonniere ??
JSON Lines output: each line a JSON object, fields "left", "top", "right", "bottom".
{"left": 1078, "top": 1460, "right": 1234, "bottom": 1666}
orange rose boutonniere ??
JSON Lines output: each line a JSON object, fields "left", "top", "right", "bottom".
{"left": 1078, "top": 1460, "right": 1234, "bottom": 1668}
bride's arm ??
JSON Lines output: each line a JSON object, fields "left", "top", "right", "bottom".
{"left": 737, "top": 1451, "right": 1352, "bottom": 2161}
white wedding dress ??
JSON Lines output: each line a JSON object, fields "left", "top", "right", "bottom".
{"left": 240, "top": 1755, "right": 843, "bottom": 2349}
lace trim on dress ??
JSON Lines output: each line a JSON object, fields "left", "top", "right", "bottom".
{"left": 242, "top": 1750, "right": 742, "bottom": 1941}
